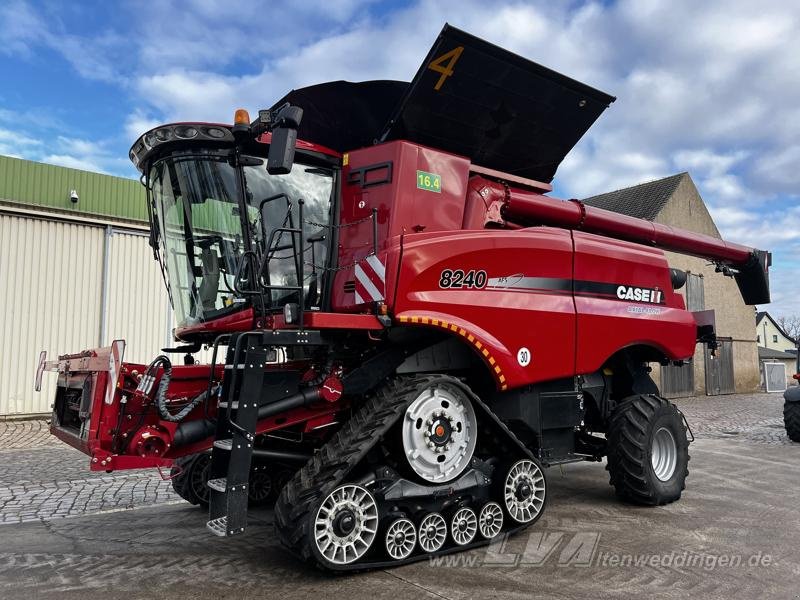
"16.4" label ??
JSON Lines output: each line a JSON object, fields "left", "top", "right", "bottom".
{"left": 416, "top": 170, "right": 441, "bottom": 193}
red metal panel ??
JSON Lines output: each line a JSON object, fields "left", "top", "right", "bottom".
{"left": 392, "top": 227, "right": 577, "bottom": 389}
{"left": 572, "top": 231, "right": 697, "bottom": 374}
{"left": 175, "top": 308, "right": 255, "bottom": 340}
{"left": 332, "top": 141, "right": 471, "bottom": 311}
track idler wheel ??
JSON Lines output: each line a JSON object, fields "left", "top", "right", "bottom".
{"left": 502, "top": 458, "right": 547, "bottom": 524}
{"left": 310, "top": 484, "right": 379, "bottom": 567}
{"left": 171, "top": 453, "right": 211, "bottom": 507}
{"left": 247, "top": 466, "right": 273, "bottom": 505}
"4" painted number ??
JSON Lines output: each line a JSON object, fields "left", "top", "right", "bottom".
{"left": 428, "top": 46, "right": 464, "bottom": 91}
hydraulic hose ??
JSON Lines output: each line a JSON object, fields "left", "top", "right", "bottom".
{"left": 144, "top": 355, "right": 214, "bottom": 423}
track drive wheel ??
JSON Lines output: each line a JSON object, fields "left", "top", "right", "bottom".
{"left": 784, "top": 400, "right": 800, "bottom": 442}
{"left": 400, "top": 379, "right": 477, "bottom": 484}
{"left": 502, "top": 458, "right": 547, "bottom": 524}
{"left": 606, "top": 394, "right": 690, "bottom": 505}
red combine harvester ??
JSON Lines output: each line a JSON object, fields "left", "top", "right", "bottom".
{"left": 37, "top": 25, "right": 770, "bottom": 570}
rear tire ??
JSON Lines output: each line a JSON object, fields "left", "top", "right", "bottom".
{"left": 784, "top": 401, "right": 800, "bottom": 443}
{"left": 606, "top": 394, "right": 689, "bottom": 506}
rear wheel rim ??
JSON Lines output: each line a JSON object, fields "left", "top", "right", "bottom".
{"left": 651, "top": 427, "right": 677, "bottom": 481}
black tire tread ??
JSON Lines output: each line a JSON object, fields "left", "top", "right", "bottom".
{"left": 170, "top": 454, "right": 204, "bottom": 506}
{"left": 273, "top": 374, "right": 538, "bottom": 569}
{"left": 784, "top": 401, "right": 800, "bottom": 443}
{"left": 274, "top": 376, "right": 426, "bottom": 563}
{"left": 606, "top": 394, "right": 689, "bottom": 506}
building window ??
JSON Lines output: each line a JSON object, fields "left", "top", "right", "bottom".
{"left": 757, "top": 335, "right": 761, "bottom": 343}
{"left": 773, "top": 334, "right": 778, "bottom": 343}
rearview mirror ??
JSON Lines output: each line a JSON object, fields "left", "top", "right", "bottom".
{"left": 267, "top": 104, "right": 304, "bottom": 175}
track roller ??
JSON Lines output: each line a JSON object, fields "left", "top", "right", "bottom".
{"left": 418, "top": 512, "right": 447, "bottom": 553}
{"left": 478, "top": 501, "right": 504, "bottom": 539}
{"left": 385, "top": 518, "right": 417, "bottom": 560}
{"left": 450, "top": 507, "right": 478, "bottom": 546}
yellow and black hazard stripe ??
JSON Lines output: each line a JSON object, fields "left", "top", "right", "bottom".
{"left": 396, "top": 315, "right": 507, "bottom": 391}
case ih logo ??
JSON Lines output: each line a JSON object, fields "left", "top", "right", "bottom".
{"left": 616, "top": 285, "right": 664, "bottom": 304}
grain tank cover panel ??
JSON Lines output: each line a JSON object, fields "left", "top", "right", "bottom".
{"left": 271, "top": 80, "right": 408, "bottom": 153}
{"left": 380, "top": 24, "right": 615, "bottom": 182}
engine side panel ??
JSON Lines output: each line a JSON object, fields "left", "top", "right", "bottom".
{"left": 392, "top": 227, "right": 577, "bottom": 389}
{"left": 572, "top": 231, "right": 697, "bottom": 374}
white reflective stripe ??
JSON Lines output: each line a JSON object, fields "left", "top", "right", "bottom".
{"left": 105, "top": 340, "right": 125, "bottom": 405}
{"left": 355, "top": 264, "right": 383, "bottom": 301}
{"left": 354, "top": 290, "right": 365, "bottom": 305}
{"left": 365, "top": 254, "right": 385, "bottom": 282}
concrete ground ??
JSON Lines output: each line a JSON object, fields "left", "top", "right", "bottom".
{"left": 0, "top": 393, "right": 798, "bottom": 600}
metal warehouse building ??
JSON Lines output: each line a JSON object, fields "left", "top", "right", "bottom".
{"left": 0, "top": 154, "right": 170, "bottom": 417}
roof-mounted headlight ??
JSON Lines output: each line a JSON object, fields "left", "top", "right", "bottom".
{"left": 174, "top": 125, "right": 198, "bottom": 139}
{"left": 154, "top": 128, "right": 172, "bottom": 143}
{"left": 204, "top": 126, "right": 227, "bottom": 139}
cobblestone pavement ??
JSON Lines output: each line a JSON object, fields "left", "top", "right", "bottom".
{"left": 0, "top": 419, "right": 60, "bottom": 450}
{"left": 675, "top": 392, "right": 791, "bottom": 445}
{"left": 0, "top": 423, "right": 179, "bottom": 525}
{"left": 0, "top": 394, "right": 797, "bottom": 600}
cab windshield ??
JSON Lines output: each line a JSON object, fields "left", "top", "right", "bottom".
{"left": 149, "top": 152, "right": 334, "bottom": 327}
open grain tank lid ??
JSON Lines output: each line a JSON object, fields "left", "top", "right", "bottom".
{"left": 272, "top": 23, "right": 615, "bottom": 183}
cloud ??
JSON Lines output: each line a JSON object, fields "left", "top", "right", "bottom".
{"left": 124, "top": 110, "right": 161, "bottom": 142}
{"left": 3, "top": 0, "right": 800, "bottom": 312}
{"left": 0, "top": 0, "right": 129, "bottom": 83}
{"left": 0, "top": 126, "right": 131, "bottom": 176}
{"left": 0, "top": 0, "right": 46, "bottom": 58}
{"left": 42, "top": 154, "right": 105, "bottom": 173}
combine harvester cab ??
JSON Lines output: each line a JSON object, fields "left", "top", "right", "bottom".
{"left": 36, "top": 24, "right": 771, "bottom": 571}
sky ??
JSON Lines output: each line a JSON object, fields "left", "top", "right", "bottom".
{"left": 1, "top": 0, "right": 798, "bottom": 316}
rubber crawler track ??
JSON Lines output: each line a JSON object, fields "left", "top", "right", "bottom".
{"left": 274, "top": 374, "right": 537, "bottom": 571}
{"left": 784, "top": 401, "right": 800, "bottom": 443}
{"left": 606, "top": 394, "right": 689, "bottom": 506}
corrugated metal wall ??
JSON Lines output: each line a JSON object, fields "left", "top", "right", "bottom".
{"left": 104, "top": 229, "right": 172, "bottom": 364}
{"left": 0, "top": 155, "right": 146, "bottom": 221}
{"left": 0, "top": 214, "right": 173, "bottom": 416}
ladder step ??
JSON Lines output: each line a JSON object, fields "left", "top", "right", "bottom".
{"left": 217, "top": 401, "right": 239, "bottom": 409}
{"left": 213, "top": 439, "right": 233, "bottom": 451}
{"left": 207, "top": 477, "right": 227, "bottom": 492}
{"left": 206, "top": 516, "right": 229, "bottom": 537}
